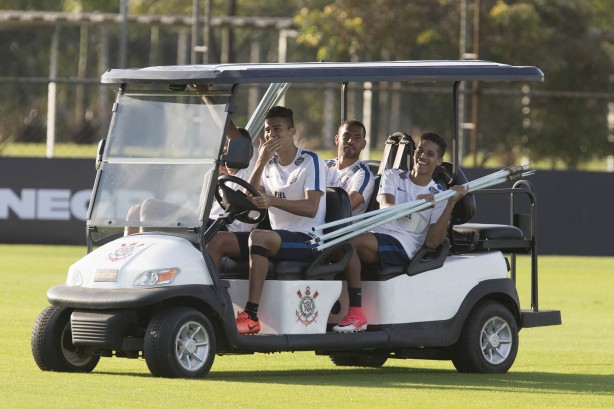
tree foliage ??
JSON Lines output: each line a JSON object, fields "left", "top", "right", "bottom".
{"left": 294, "top": 0, "right": 614, "bottom": 168}
{"left": 1, "top": 1, "right": 613, "bottom": 168}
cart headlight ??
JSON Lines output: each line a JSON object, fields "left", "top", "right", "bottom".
{"left": 68, "top": 269, "right": 83, "bottom": 287}
{"left": 134, "top": 268, "right": 180, "bottom": 287}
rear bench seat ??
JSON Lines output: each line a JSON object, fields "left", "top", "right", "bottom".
{"left": 452, "top": 223, "right": 532, "bottom": 253}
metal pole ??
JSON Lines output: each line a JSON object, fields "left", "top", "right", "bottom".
{"left": 452, "top": 82, "right": 461, "bottom": 176}
{"left": 458, "top": 0, "right": 467, "bottom": 162}
{"left": 278, "top": 29, "right": 288, "bottom": 63}
{"left": 204, "top": 0, "right": 211, "bottom": 64}
{"left": 46, "top": 25, "right": 60, "bottom": 158}
{"left": 191, "top": 0, "right": 199, "bottom": 64}
{"left": 362, "top": 82, "right": 372, "bottom": 160}
{"left": 75, "top": 24, "right": 88, "bottom": 128}
{"left": 98, "top": 26, "right": 110, "bottom": 139}
{"left": 119, "top": 0, "right": 128, "bottom": 68}
{"left": 341, "top": 82, "right": 348, "bottom": 120}
{"left": 470, "top": 0, "right": 481, "bottom": 167}
{"left": 177, "top": 28, "right": 189, "bottom": 65}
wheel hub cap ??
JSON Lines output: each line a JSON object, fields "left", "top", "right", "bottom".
{"left": 184, "top": 339, "right": 197, "bottom": 354}
{"left": 480, "top": 316, "right": 513, "bottom": 365}
{"left": 175, "top": 321, "right": 210, "bottom": 372}
{"left": 488, "top": 333, "right": 501, "bottom": 348}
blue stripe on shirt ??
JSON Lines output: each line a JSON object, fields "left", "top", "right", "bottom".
{"left": 357, "top": 162, "right": 371, "bottom": 194}
{"left": 303, "top": 150, "right": 321, "bottom": 191}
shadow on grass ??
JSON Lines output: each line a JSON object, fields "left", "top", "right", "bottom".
{"left": 207, "top": 367, "right": 614, "bottom": 395}
{"left": 95, "top": 366, "right": 614, "bottom": 395}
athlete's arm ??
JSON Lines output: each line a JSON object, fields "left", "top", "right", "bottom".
{"left": 377, "top": 193, "right": 395, "bottom": 209}
{"left": 424, "top": 185, "right": 467, "bottom": 249}
{"left": 348, "top": 191, "right": 365, "bottom": 210}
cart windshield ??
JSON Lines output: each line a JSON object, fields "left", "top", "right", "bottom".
{"left": 88, "top": 89, "right": 230, "bottom": 242}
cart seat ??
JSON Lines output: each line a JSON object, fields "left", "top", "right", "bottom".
{"left": 220, "top": 187, "right": 353, "bottom": 280}
{"left": 452, "top": 223, "right": 532, "bottom": 253}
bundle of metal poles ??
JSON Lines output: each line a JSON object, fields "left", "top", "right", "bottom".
{"left": 310, "top": 165, "right": 534, "bottom": 251}
{"left": 244, "top": 83, "right": 290, "bottom": 138}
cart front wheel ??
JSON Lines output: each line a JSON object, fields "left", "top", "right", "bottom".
{"left": 144, "top": 307, "right": 216, "bottom": 378}
{"left": 31, "top": 306, "right": 100, "bottom": 373}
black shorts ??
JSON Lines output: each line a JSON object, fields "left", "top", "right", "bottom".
{"left": 373, "top": 232, "right": 410, "bottom": 269}
{"left": 233, "top": 231, "right": 251, "bottom": 259}
{"left": 234, "top": 230, "right": 319, "bottom": 262}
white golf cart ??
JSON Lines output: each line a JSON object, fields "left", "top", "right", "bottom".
{"left": 31, "top": 61, "right": 561, "bottom": 378}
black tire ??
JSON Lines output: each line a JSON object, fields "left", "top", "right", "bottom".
{"left": 330, "top": 354, "right": 388, "bottom": 368}
{"left": 144, "top": 307, "right": 216, "bottom": 378}
{"left": 452, "top": 300, "right": 519, "bottom": 374}
{"left": 31, "top": 305, "right": 100, "bottom": 373}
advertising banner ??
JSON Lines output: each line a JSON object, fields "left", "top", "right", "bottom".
{"left": 0, "top": 158, "right": 95, "bottom": 245}
{"left": 0, "top": 157, "right": 612, "bottom": 255}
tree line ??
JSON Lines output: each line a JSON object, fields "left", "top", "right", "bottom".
{"left": 1, "top": 0, "right": 613, "bottom": 169}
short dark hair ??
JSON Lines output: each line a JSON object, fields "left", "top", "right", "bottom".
{"left": 237, "top": 127, "right": 251, "bottom": 140}
{"left": 265, "top": 106, "right": 294, "bottom": 128}
{"left": 420, "top": 132, "right": 447, "bottom": 158}
{"left": 339, "top": 119, "right": 366, "bottom": 138}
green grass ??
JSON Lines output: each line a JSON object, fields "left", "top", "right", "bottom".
{"left": 2, "top": 142, "right": 611, "bottom": 172}
{"left": 1, "top": 245, "right": 613, "bottom": 408}
{"left": 0, "top": 142, "right": 98, "bottom": 159}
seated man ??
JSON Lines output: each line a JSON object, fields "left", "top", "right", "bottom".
{"left": 332, "top": 132, "right": 467, "bottom": 333}
{"left": 207, "top": 106, "right": 327, "bottom": 335}
{"left": 124, "top": 127, "right": 257, "bottom": 235}
{"left": 325, "top": 119, "right": 374, "bottom": 215}
{"left": 208, "top": 127, "right": 259, "bottom": 233}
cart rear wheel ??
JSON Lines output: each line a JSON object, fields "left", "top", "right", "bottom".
{"left": 31, "top": 306, "right": 100, "bottom": 373}
{"left": 144, "top": 307, "right": 216, "bottom": 378}
{"left": 452, "top": 300, "right": 518, "bottom": 374}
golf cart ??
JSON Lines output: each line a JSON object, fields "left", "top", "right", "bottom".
{"left": 31, "top": 61, "right": 561, "bottom": 378}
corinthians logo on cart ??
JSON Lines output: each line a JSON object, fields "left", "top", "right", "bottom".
{"left": 296, "top": 286, "right": 319, "bottom": 326}
{"left": 108, "top": 242, "right": 145, "bottom": 262}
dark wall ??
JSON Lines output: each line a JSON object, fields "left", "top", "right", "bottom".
{"left": 0, "top": 158, "right": 95, "bottom": 245}
{"left": 0, "top": 158, "right": 612, "bottom": 255}
{"left": 462, "top": 168, "right": 612, "bottom": 256}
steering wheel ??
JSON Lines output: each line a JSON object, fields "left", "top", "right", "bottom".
{"left": 215, "top": 174, "right": 266, "bottom": 224}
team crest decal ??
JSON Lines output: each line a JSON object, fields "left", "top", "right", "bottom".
{"left": 296, "top": 286, "right": 319, "bottom": 326}
{"left": 429, "top": 186, "right": 440, "bottom": 195}
{"left": 108, "top": 242, "right": 144, "bottom": 262}
{"left": 294, "top": 156, "right": 305, "bottom": 166}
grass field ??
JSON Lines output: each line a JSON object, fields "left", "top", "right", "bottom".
{"left": 1, "top": 245, "right": 612, "bottom": 408}
{"left": 2, "top": 142, "right": 612, "bottom": 172}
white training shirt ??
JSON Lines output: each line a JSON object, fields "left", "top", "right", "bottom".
{"left": 325, "top": 158, "right": 375, "bottom": 215}
{"left": 261, "top": 148, "right": 327, "bottom": 234}
{"left": 372, "top": 168, "right": 446, "bottom": 259}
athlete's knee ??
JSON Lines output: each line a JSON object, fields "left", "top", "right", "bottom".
{"left": 249, "top": 230, "right": 281, "bottom": 253}
{"left": 249, "top": 229, "right": 271, "bottom": 246}
{"left": 208, "top": 232, "right": 232, "bottom": 253}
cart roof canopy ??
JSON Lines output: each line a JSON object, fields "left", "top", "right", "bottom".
{"left": 101, "top": 60, "right": 544, "bottom": 85}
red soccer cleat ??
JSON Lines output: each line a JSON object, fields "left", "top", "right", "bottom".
{"left": 236, "top": 311, "right": 261, "bottom": 334}
{"left": 332, "top": 307, "right": 367, "bottom": 333}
